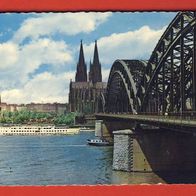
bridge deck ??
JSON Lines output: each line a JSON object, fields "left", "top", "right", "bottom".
{"left": 95, "top": 113, "right": 196, "bottom": 132}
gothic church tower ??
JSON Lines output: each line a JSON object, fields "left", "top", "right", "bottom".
{"left": 89, "top": 40, "right": 102, "bottom": 83}
{"left": 75, "top": 40, "right": 87, "bottom": 82}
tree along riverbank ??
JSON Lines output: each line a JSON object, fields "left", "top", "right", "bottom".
{"left": 0, "top": 110, "right": 76, "bottom": 125}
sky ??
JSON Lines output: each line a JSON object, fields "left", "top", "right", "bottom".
{"left": 0, "top": 12, "right": 177, "bottom": 104}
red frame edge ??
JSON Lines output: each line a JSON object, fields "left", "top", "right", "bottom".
{"left": 0, "top": 185, "right": 196, "bottom": 196}
{"left": 0, "top": 0, "right": 196, "bottom": 12}
{"left": 0, "top": 0, "right": 196, "bottom": 196}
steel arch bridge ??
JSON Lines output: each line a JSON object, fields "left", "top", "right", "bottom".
{"left": 103, "top": 11, "right": 196, "bottom": 116}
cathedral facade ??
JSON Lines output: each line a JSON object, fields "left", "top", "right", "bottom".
{"left": 68, "top": 41, "right": 107, "bottom": 114}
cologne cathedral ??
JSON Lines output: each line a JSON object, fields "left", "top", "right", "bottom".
{"left": 68, "top": 40, "right": 107, "bottom": 114}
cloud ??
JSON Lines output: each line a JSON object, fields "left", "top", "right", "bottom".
{"left": 19, "top": 38, "right": 73, "bottom": 75}
{"left": 0, "top": 38, "right": 73, "bottom": 90}
{"left": 0, "top": 42, "right": 19, "bottom": 70}
{"left": 0, "top": 12, "right": 112, "bottom": 92}
{"left": 0, "top": 15, "right": 167, "bottom": 105}
{"left": 13, "top": 12, "right": 112, "bottom": 43}
{"left": 1, "top": 69, "right": 110, "bottom": 104}
{"left": 102, "top": 68, "right": 110, "bottom": 82}
{"left": 1, "top": 72, "right": 75, "bottom": 104}
{"left": 84, "top": 25, "right": 166, "bottom": 68}
{"left": 0, "top": 12, "right": 112, "bottom": 101}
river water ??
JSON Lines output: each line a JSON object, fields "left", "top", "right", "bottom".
{"left": 0, "top": 131, "right": 195, "bottom": 185}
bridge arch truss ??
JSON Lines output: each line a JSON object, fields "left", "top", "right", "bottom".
{"left": 105, "top": 60, "right": 146, "bottom": 114}
{"left": 137, "top": 11, "right": 196, "bottom": 114}
{"left": 104, "top": 11, "right": 196, "bottom": 115}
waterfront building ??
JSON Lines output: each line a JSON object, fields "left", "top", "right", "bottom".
{"left": 69, "top": 40, "right": 107, "bottom": 114}
{"left": 0, "top": 103, "right": 17, "bottom": 112}
{"left": 26, "top": 103, "right": 68, "bottom": 114}
{"left": 0, "top": 101, "right": 68, "bottom": 114}
{"left": 16, "top": 104, "right": 27, "bottom": 111}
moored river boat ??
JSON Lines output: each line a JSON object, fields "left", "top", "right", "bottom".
{"left": 0, "top": 125, "right": 80, "bottom": 136}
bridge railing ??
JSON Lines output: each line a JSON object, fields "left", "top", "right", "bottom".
{"left": 100, "top": 111, "right": 196, "bottom": 121}
{"left": 97, "top": 112, "right": 196, "bottom": 128}
{"left": 135, "top": 112, "right": 196, "bottom": 126}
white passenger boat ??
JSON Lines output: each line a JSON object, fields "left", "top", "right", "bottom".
{"left": 0, "top": 125, "right": 80, "bottom": 136}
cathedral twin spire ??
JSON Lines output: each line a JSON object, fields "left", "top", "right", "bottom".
{"left": 75, "top": 40, "right": 87, "bottom": 82}
{"left": 75, "top": 40, "right": 102, "bottom": 83}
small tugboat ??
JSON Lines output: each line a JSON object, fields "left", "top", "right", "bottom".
{"left": 87, "top": 121, "right": 113, "bottom": 146}
{"left": 87, "top": 138, "right": 112, "bottom": 146}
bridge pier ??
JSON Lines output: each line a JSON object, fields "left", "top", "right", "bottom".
{"left": 113, "top": 129, "right": 151, "bottom": 172}
{"left": 95, "top": 120, "right": 111, "bottom": 138}
{"left": 113, "top": 128, "right": 196, "bottom": 172}
{"left": 95, "top": 119, "right": 136, "bottom": 140}
{"left": 113, "top": 130, "right": 135, "bottom": 171}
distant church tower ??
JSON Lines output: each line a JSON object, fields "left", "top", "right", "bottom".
{"left": 89, "top": 40, "right": 102, "bottom": 83}
{"left": 75, "top": 40, "right": 87, "bottom": 82}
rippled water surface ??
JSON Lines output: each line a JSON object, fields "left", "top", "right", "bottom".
{"left": 0, "top": 132, "right": 114, "bottom": 185}
{"left": 0, "top": 132, "right": 194, "bottom": 185}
